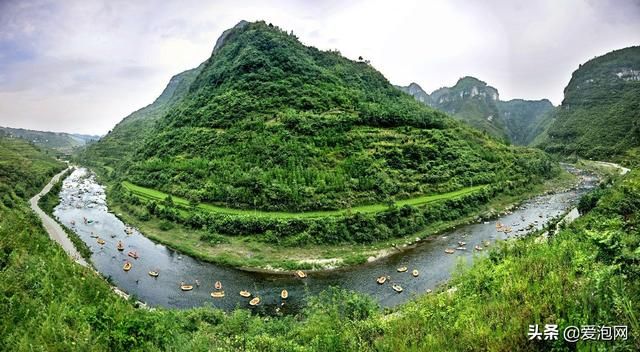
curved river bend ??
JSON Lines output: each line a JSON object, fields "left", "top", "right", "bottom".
{"left": 53, "top": 167, "right": 597, "bottom": 313}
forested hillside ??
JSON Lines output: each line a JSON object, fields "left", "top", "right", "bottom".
{"left": 86, "top": 21, "right": 558, "bottom": 214}
{"left": 428, "top": 76, "right": 506, "bottom": 139}
{"left": 539, "top": 46, "right": 640, "bottom": 162}
{"left": 497, "top": 99, "right": 555, "bottom": 145}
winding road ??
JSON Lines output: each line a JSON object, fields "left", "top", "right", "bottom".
{"left": 29, "top": 166, "right": 89, "bottom": 267}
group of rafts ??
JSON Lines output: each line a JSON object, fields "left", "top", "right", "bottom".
{"left": 376, "top": 266, "right": 422, "bottom": 293}
{"left": 84, "top": 220, "right": 301, "bottom": 307}
{"left": 440, "top": 221, "right": 513, "bottom": 254}
{"left": 179, "top": 270, "right": 305, "bottom": 307}
{"left": 89, "top": 225, "right": 153, "bottom": 275}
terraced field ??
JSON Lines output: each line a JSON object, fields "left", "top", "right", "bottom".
{"left": 122, "top": 181, "right": 487, "bottom": 219}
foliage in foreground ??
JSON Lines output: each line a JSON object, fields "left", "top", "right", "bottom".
{"left": 2, "top": 133, "right": 638, "bottom": 351}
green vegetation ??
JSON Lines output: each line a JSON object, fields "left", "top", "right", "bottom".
{"left": 80, "top": 64, "right": 202, "bottom": 175}
{"left": 0, "top": 126, "right": 97, "bottom": 155}
{"left": 116, "top": 179, "right": 498, "bottom": 246}
{"left": 2, "top": 132, "right": 638, "bottom": 350}
{"left": 539, "top": 46, "right": 640, "bottom": 162}
{"left": 497, "top": 99, "right": 555, "bottom": 145}
{"left": 122, "top": 180, "right": 486, "bottom": 218}
{"left": 0, "top": 136, "right": 64, "bottom": 208}
{"left": 36, "top": 169, "right": 70, "bottom": 214}
{"left": 377, "top": 168, "right": 640, "bottom": 350}
{"left": 428, "top": 76, "right": 506, "bottom": 139}
{"left": 108, "top": 169, "right": 576, "bottom": 270}
{"left": 82, "top": 22, "right": 557, "bottom": 215}
{"left": 78, "top": 22, "right": 560, "bottom": 259}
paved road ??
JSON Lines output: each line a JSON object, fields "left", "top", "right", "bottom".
{"left": 30, "top": 166, "right": 89, "bottom": 267}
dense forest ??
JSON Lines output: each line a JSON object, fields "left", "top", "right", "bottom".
{"left": 1, "top": 135, "right": 638, "bottom": 350}
{"left": 539, "top": 46, "right": 640, "bottom": 163}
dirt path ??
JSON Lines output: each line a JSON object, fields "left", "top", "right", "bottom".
{"left": 592, "top": 161, "right": 631, "bottom": 175}
{"left": 29, "top": 166, "right": 89, "bottom": 267}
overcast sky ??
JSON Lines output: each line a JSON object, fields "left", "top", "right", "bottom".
{"left": 1, "top": 0, "right": 639, "bottom": 135}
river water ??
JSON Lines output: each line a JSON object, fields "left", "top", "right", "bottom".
{"left": 53, "top": 167, "right": 598, "bottom": 313}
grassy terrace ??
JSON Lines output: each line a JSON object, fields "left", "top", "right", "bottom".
{"left": 110, "top": 170, "right": 576, "bottom": 271}
{"left": 122, "top": 181, "right": 487, "bottom": 218}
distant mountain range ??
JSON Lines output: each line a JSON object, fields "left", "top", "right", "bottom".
{"left": 396, "top": 77, "right": 555, "bottom": 145}
{"left": 0, "top": 126, "right": 100, "bottom": 154}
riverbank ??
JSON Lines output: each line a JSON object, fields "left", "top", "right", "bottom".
{"left": 29, "top": 166, "right": 89, "bottom": 267}
{"left": 105, "top": 167, "right": 579, "bottom": 272}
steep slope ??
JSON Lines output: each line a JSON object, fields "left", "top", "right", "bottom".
{"left": 540, "top": 46, "right": 640, "bottom": 161}
{"left": 0, "top": 136, "right": 64, "bottom": 206}
{"left": 394, "top": 82, "right": 432, "bottom": 106}
{"left": 497, "top": 99, "right": 555, "bottom": 145}
{"left": 0, "top": 126, "right": 98, "bottom": 154}
{"left": 119, "top": 21, "right": 557, "bottom": 212}
{"left": 80, "top": 64, "right": 202, "bottom": 172}
{"left": 397, "top": 78, "right": 554, "bottom": 144}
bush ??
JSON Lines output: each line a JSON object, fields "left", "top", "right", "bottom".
{"left": 159, "top": 220, "right": 174, "bottom": 231}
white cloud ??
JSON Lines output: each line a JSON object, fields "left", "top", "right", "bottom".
{"left": 0, "top": 0, "right": 639, "bottom": 134}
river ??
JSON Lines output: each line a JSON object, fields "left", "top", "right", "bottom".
{"left": 52, "top": 167, "right": 598, "bottom": 313}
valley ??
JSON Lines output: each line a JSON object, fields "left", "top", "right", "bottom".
{"left": 42, "top": 164, "right": 596, "bottom": 311}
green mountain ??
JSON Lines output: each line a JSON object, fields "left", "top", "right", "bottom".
{"left": 497, "top": 99, "right": 555, "bottom": 145}
{"left": 394, "top": 82, "right": 432, "bottom": 105}
{"left": 0, "top": 126, "right": 99, "bottom": 154}
{"left": 538, "top": 46, "right": 640, "bottom": 161}
{"left": 429, "top": 76, "right": 506, "bottom": 138}
{"left": 0, "top": 136, "right": 64, "bottom": 205}
{"left": 85, "top": 21, "right": 557, "bottom": 214}
{"left": 397, "top": 77, "right": 555, "bottom": 144}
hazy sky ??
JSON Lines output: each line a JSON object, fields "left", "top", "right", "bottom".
{"left": 1, "top": 0, "right": 639, "bottom": 135}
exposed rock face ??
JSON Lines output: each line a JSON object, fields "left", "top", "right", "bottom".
{"left": 394, "top": 82, "right": 432, "bottom": 106}
{"left": 211, "top": 20, "right": 249, "bottom": 55}
{"left": 616, "top": 68, "right": 640, "bottom": 81}
{"left": 398, "top": 77, "right": 504, "bottom": 139}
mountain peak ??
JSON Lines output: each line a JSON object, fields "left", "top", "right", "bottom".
{"left": 211, "top": 20, "right": 250, "bottom": 55}
{"left": 452, "top": 76, "right": 499, "bottom": 100}
{"left": 395, "top": 82, "right": 432, "bottom": 105}
{"left": 456, "top": 76, "right": 486, "bottom": 86}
